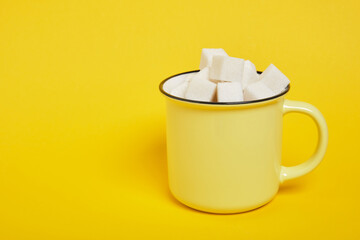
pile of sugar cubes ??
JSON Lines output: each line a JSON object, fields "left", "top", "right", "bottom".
{"left": 170, "top": 48, "right": 290, "bottom": 102}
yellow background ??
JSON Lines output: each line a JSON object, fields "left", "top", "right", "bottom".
{"left": 0, "top": 0, "right": 359, "bottom": 239}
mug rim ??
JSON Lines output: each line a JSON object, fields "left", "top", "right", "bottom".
{"left": 159, "top": 70, "right": 290, "bottom": 105}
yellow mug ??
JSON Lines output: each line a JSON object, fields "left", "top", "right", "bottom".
{"left": 159, "top": 70, "right": 328, "bottom": 214}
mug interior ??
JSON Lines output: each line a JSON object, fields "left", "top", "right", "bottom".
{"left": 159, "top": 70, "right": 290, "bottom": 105}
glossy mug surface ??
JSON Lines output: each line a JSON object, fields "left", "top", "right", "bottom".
{"left": 160, "top": 71, "right": 328, "bottom": 214}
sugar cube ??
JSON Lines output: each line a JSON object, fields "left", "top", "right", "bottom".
{"left": 192, "top": 67, "right": 210, "bottom": 82}
{"left": 217, "top": 82, "right": 243, "bottom": 102}
{"left": 244, "top": 81, "right": 274, "bottom": 101}
{"left": 184, "top": 74, "right": 193, "bottom": 83}
{"left": 260, "top": 64, "right": 290, "bottom": 94}
{"left": 185, "top": 67, "right": 217, "bottom": 101}
{"left": 210, "top": 56, "right": 244, "bottom": 83}
{"left": 199, "top": 48, "right": 228, "bottom": 70}
{"left": 170, "top": 81, "right": 189, "bottom": 98}
{"left": 242, "top": 60, "right": 259, "bottom": 88}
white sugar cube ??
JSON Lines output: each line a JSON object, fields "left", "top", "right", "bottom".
{"left": 171, "top": 81, "right": 189, "bottom": 98}
{"left": 260, "top": 64, "right": 290, "bottom": 94}
{"left": 170, "top": 73, "right": 195, "bottom": 98}
{"left": 210, "top": 56, "right": 244, "bottom": 83}
{"left": 192, "top": 67, "right": 210, "bottom": 82}
{"left": 217, "top": 82, "right": 243, "bottom": 102}
{"left": 185, "top": 80, "right": 217, "bottom": 102}
{"left": 185, "top": 67, "right": 217, "bottom": 102}
{"left": 184, "top": 74, "right": 193, "bottom": 83}
{"left": 242, "top": 60, "right": 259, "bottom": 89}
{"left": 199, "top": 48, "right": 228, "bottom": 70}
{"left": 244, "top": 81, "right": 274, "bottom": 101}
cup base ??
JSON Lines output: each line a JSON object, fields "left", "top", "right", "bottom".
{"left": 171, "top": 191, "right": 276, "bottom": 214}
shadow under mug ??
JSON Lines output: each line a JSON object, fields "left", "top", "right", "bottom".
{"left": 159, "top": 70, "right": 328, "bottom": 214}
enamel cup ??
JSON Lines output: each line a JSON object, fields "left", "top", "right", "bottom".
{"left": 159, "top": 70, "right": 328, "bottom": 213}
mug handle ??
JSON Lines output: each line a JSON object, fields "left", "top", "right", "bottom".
{"left": 280, "top": 99, "right": 328, "bottom": 183}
